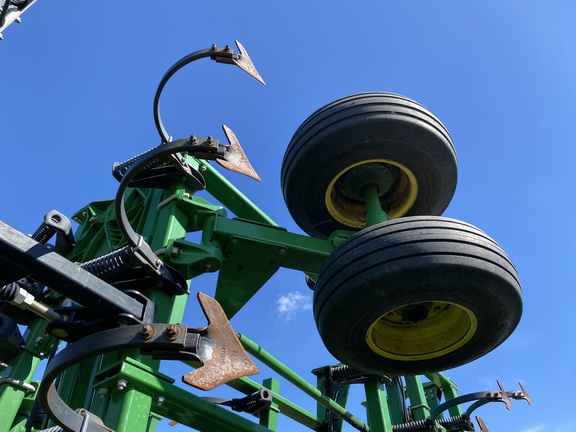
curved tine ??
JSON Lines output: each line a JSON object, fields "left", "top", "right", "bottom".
{"left": 153, "top": 41, "right": 266, "bottom": 145}
{"left": 153, "top": 46, "right": 217, "bottom": 143}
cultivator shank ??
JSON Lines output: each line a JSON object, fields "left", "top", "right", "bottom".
{"left": 0, "top": 40, "right": 528, "bottom": 432}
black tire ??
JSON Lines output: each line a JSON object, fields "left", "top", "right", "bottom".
{"left": 281, "top": 92, "right": 458, "bottom": 239}
{"left": 313, "top": 216, "right": 522, "bottom": 375}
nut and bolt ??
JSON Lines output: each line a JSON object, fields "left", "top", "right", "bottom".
{"left": 116, "top": 379, "right": 128, "bottom": 391}
{"left": 189, "top": 134, "right": 197, "bottom": 143}
{"left": 164, "top": 324, "right": 179, "bottom": 341}
{"left": 156, "top": 396, "right": 166, "bottom": 407}
{"left": 171, "top": 247, "right": 182, "bottom": 257}
{"left": 98, "top": 388, "right": 109, "bottom": 399}
{"left": 139, "top": 324, "right": 155, "bottom": 340}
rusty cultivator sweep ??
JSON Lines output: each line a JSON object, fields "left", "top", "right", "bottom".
{"left": 0, "top": 36, "right": 529, "bottom": 432}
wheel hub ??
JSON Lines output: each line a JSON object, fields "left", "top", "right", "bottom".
{"left": 340, "top": 163, "right": 394, "bottom": 200}
{"left": 366, "top": 301, "right": 479, "bottom": 362}
{"left": 325, "top": 159, "right": 419, "bottom": 229}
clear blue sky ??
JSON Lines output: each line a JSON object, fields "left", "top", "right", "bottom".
{"left": 2, "top": 1, "right": 575, "bottom": 431}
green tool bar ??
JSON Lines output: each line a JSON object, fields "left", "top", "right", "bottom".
{"left": 100, "top": 361, "right": 271, "bottom": 432}
{"left": 237, "top": 334, "right": 370, "bottom": 432}
{"left": 424, "top": 372, "right": 462, "bottom": 418}
{"left": 200, "top": 161, "right": 277, "bottom": 226}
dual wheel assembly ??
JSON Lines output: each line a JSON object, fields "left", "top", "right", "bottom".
{"left": 281, "top": 93, "right": 522, "bottom": 375}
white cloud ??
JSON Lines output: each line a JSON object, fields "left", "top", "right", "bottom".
{"left": 275, "top": 291, "right": 312, "bottom": 322}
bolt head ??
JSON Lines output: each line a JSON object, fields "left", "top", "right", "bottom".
{"left": 139, "top": 324, "right": 155, "bottom": 340}
{"left": 164, "top": 324, "right": 179, "bottom": 340}
{"left": 116, "top": 379, "right": 128, "bottom": 391}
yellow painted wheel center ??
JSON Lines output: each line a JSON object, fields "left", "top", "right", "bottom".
{"left": 325, "top": 159, "right": 418, "bottom": 229}
{"left": 366, "top": 302, "right": 478, "bottom": 361}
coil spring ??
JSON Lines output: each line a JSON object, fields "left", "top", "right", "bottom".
{"left": 392, "top": 419, "right": 431, "bottom": 432}
{"left": 0, "top": 282, "right": 19, "bottom": 302}
{"left": 80, "top": 246, "right": 133, "bottom": 282}
{"left": 40, "top": 427, "right": 63, "bottom": 432}
{"left": 329, "top": 365, "right": 369, "bottom": 382}
{"left": 392, "top": 415, "right": 472, "bottom": 432}
{"left": 31, "top": 222, "right": 56, "bottom": 245}
{"left": 112, "top": 147, "right": 169, "bottom": 181}
{"left": 438, "top": 416, "right": 474, "bottom": 431}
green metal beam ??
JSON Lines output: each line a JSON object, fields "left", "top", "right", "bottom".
{"left": 238, "top": 334, "right": 369, "bottom": 432}
{"left": 96, "top": 360, "right": 272, "bottom": 432}
{"left": 405, "top": 376, "right": 430, "bottom": 421}
{"left": 211, "top": 217, "right": 333, "bottom": 317}
{"left": 261, "top": 378, "right": 280, "bottom": 431}
{"left": 364, "top": 380, "right": 393, "bottom": 432}
{"left": 200, "top": 160, "right": 277, "bottom": 226}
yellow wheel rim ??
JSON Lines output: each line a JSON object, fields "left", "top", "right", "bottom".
{"left": 325, "top": 159, "right": 418, "bottom": 229}
{"left": 366, "top": 302, "right": 478, "bottom": 361}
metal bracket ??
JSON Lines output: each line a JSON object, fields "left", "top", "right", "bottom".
{"left": 114, "top": 136, "right": 261, "bottom": 252}
{"left": 31, "top": 209, "right": 75, "bottom": 255}
{"left": 37, "top": 293, "right": 258, "bottom": 431}
{"left": 0, "top": 220, "right": 151, "bottom": 323}
{"left": 204, "top": 387, "right": 274, "bottom": 418}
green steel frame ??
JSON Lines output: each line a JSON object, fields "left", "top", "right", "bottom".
{"left": 0, "top": 152, "right": 481, "bottom": 432}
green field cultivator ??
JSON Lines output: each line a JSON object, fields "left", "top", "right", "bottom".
{"left": 0, "top": 38, "right": 530, "bottom": 432}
